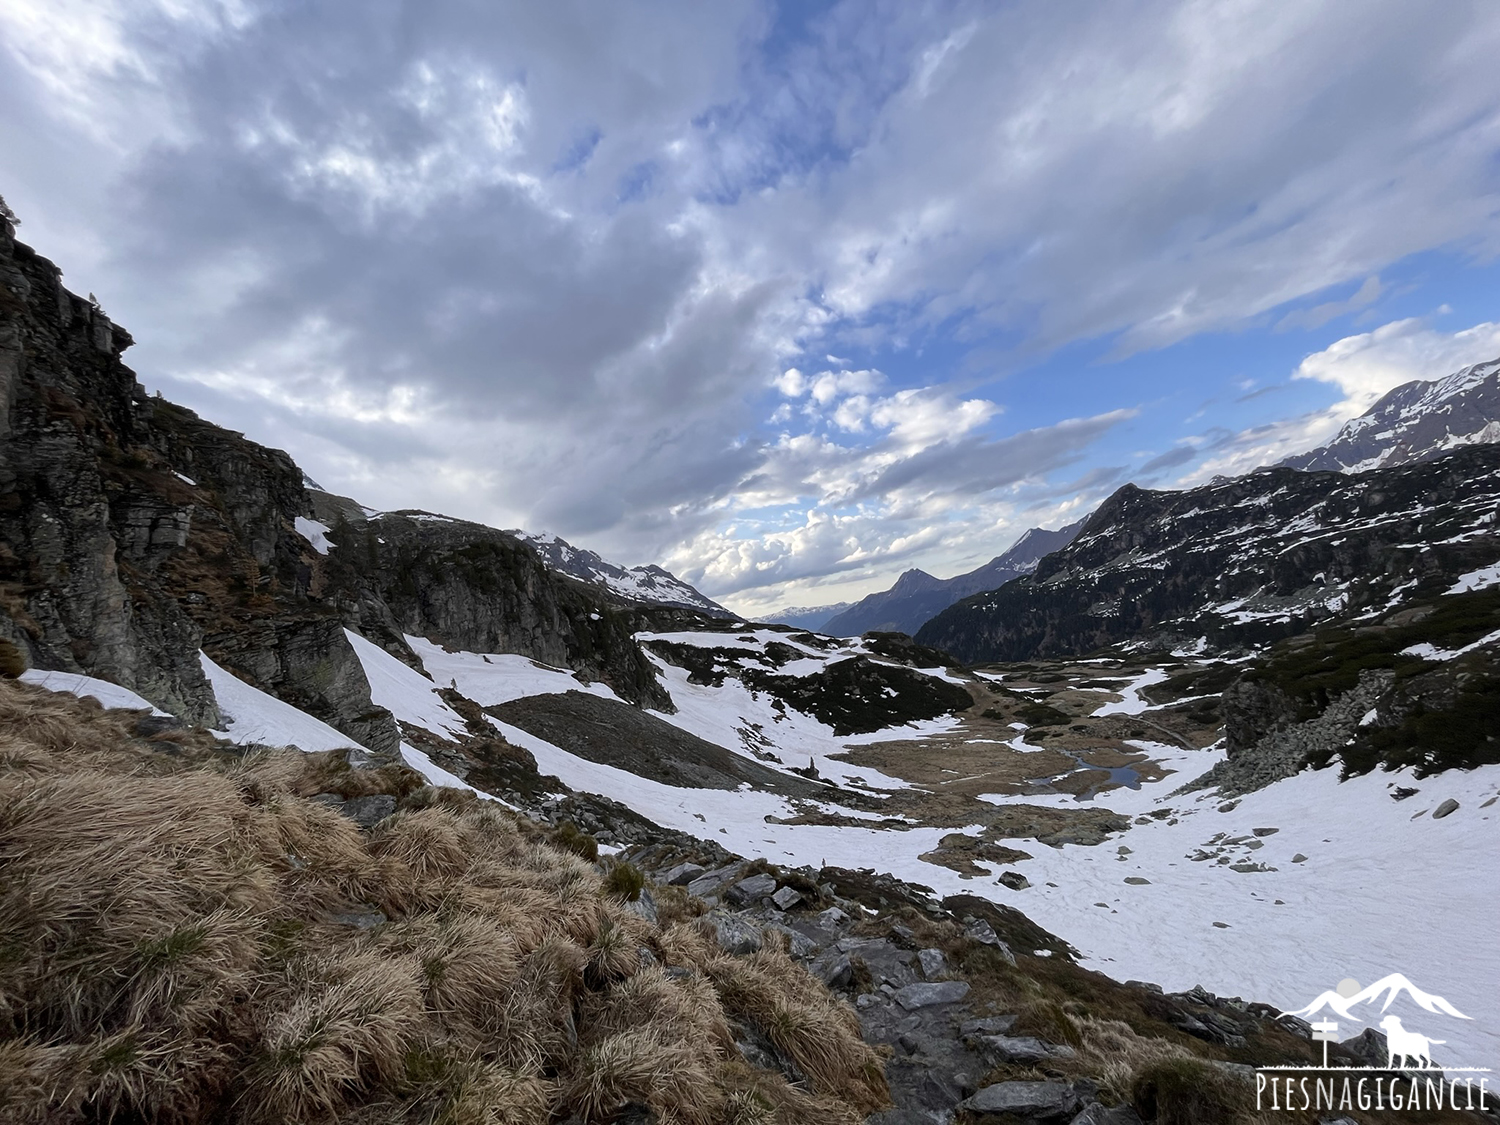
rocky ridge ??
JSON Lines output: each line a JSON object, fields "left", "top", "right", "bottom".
{"left": 824, "top": 521, "right": 1086, "bottom": 638}
{"left": 916, "top": 446, "right": 1500, "bottom": 663}
{"left": 508, "top": 527, "right": 732, "bottom": 617}
{"left": 1283, "top": 356, "right": 1500, "bottom": 474}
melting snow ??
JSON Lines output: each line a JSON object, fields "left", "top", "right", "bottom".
{"left": 18, "top": 669, "right": 171, "bottom": 716}
{"left": 199, "top": 652, "right": 364, "bottom": 752}
{"left": 345, "top": 630, "right": 469, "bottom": 741}
{"left": 295, "top": 516, "right": 332, "bottom": 555}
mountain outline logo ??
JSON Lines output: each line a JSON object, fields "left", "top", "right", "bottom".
{"left": 1255, "top": 971, "right": 1492, "bottom": 1115}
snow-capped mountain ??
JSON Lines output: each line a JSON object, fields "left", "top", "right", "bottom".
{"left": 509, "top": 530, "right": 732, "bottom": 617}
{"left": 1283, "top": 356, "right": 1500, "bottom": 473}
{"left": 759, "top": 602, "right": 855, "bottom": 631}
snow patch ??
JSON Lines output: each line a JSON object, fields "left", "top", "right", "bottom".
{"left": 295, "top": 516, "right": 332, "bottom": 555}
{"left": 19, "top": 669, "right": 172, "bottom": 716}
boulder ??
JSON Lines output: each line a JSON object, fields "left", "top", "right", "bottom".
{"left": 713, "top": 914, "right": 763, "bottom": 955}
{"left": 999, "top": 871, "right": 1031, "bottom": 890}
{"left": 726, "top": 872, "right": 777, "bottom": 904}
{"left": 1433, "top": 798, "right": 1460, "bottom": 819}
{"left": 662, "top": 861, "right": 705, "bottom": 885}
{"left": 917, "top": 948, "right": 946, "bottom": 979}
{"left": 961, "top": 1081, "right": 1078, "bottom": 1120}
{"left": 1339, "top": 1027, "right": 1389, "bottom": 1067}
{"left": 771, "top": 884, "right": 803, "bottom": 910}
{"left": 893, "top": 981, "right": 970, "bottom": 1010}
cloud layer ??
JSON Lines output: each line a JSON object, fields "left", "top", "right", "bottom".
{"left": 4, "top": 0, "right": 1500, "bottom": 610}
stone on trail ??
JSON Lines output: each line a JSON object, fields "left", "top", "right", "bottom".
{"left": 960, "top": 1080, "right": 1078, "bottom": 1118}
{"left": 917, "top": 948, "right": 946, "bottom": 979}
{"left": 893, "top": 980, "right": 970, "bottom": 1010}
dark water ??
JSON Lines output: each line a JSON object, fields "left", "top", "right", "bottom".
{"left": 1029, "top": 749, "right": 1141, "bottom": 801}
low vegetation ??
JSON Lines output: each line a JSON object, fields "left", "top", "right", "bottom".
{"left": 0, "top": 678, "right": 887, "bottom": 1124}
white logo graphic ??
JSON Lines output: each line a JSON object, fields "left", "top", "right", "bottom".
{"left": 1255, "top": 972, "right": 1491, "bottom": 1114}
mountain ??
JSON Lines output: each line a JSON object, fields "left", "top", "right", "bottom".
{"left": 916, "top": 449, "right": 1500, "bottom": 663}
{"left": 821, "top": 521, "right": 1086, "bottom": 637}
{"left": 508, "top": 529, "right": 733, "bottom": 617}
{"left": 1282, "top": 356, "right": 1500, "bottom": 473}
{"left": 759, "top": 602, "right": 854, "bottom": 631}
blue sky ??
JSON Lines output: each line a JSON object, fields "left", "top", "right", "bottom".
{"left": 3, "top": 0, "right": 1500, "bottom": 615}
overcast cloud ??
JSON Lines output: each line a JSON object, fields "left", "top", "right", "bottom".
{"left": 4, "top": 0, "right": 1500, "bottom": 614}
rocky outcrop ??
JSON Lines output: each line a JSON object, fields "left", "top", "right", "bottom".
{"left": 305, "top": 496, "right": 677, "bottom": 709}
{"left": 916, "top": 447, "right": 1500, "bottom": 663}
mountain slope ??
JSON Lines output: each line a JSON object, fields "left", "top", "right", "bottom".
{"left": 822, "top": 521, "right": 1086, "bottom": 637}
{"left": 915, "top": 448, "right": 1500, "bottom": 662}
{"left": 510, "top": 529, "right": 732, "bottom": 617}
{"left": 1282, "top": 355, "right": 1500, "bottom": 473}
{"left": 759, "top": 602, "right": 854, "bottom": 631}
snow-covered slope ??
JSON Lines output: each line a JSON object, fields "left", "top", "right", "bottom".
{"left": 1284, "top": 356, "right": 1500, "bottom": 473}
{"left": 509, "top": 530, "right": 732, "bottom": 617}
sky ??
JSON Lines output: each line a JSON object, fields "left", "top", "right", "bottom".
{"left": 3, "top": 1, "right": 1500, "bottom": 617}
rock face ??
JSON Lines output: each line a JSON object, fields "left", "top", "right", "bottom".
{"left": 1283, "top": 357, "right": 1500, "bottom": 474}
{"left": 307, "top": 493, "right": 678, "bottom": 709}
{"left": 0, "top": 213, "right": 685, "bottom": 746}
{"left": 822, "top": 520, "right": 1085, "bottom": 638}
{"left": 916, "top": 447, "right": 1500, "bottom": 663}
{"left": 0, "top": 215, "right": 391, "bottom": 742}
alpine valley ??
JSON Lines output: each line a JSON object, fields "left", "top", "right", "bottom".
{"left": 3, "top": 206, "right": 1498, "bottom": 1125}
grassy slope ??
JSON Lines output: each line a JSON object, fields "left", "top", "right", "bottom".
{"left": 0, "top": 678, "right": 886, "bottom": 1125}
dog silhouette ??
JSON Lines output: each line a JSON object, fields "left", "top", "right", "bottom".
{"left": 1380, "top": 1015, "right": 1444, "bottom": 1069}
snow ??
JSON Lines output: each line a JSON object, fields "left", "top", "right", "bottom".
{"left": 295, "top": 516, "right": 332, "bottom": 555}
{"left": 399, "top": 742, "right": 514, "bottom": 808}
{"left": 970, "top": 748, "right": 1500, "bottom": 1070}
{"left": 405, "top": 635, "right": 624, "bottom": 707}
{"left": 344, "top": 630, "right": 469, "bottom": 741}
{"left": 18, "top": 669, "right": 171, "bottom": 716}
{"left": 199, "top": 652, "right": 366, "bottom": 752}
{"left": 1400, "top": 627, "right": 1500, "bottom": 663}
{"left": 1448, "top": 562, "right": 1500, "bottom": 594}
{"left": 173, "top": 470, "right": 196, "bottom": 486}
{"left": 1091, "top": 668, "right": 1169, "bottom": 715}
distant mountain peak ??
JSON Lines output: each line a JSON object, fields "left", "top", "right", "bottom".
{"left": 508, "top": 529, "right": 731, "bottom": 617}
{"left": 1283, "top": 356, "right": 1500, "bottom": 474}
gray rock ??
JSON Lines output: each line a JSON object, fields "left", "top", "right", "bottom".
{"left": 894, "top": 981, "right": 970, "bottom": 1010}
{"left": 998, "top": 870, "right": 1031, "bottom": 890}
{"left": 966, "top": 918, "right": 1001, "bottom": 944}
{"left": 713, "top": 914, "right": 763, "bottom": 955}
{"left": 811, "top": 951, "right": 853, "bottom": 989}
{"left": 1339, "top": 1027, "right": 1389, "bottom": 1067}
{"left": 961, "top": 1081, "right": 1078, "bottom": 1119}
{"left": 1276, "top": 1013, "right": 1313, "bottom": 1039}
{"left": 726, "top": 872, "right": 777, "bottom": 904}
{"left": 979, "top": 1035, "right": 1077, "bottom": 1063}
{"left": 917, "top": 948, "right": 946, "bottom": 979}
{"left": 961, "top": 1015, "right": 1018, "bottom": 1037}
{"left": 817, "top": 905, "right": 849, "bottom": 928}
{"left": 663, "top": 861, "right": 705, "bottom": 885}
{"left": 1433, "top": 798, "right": 1460, "bottom": 819}
{"left": 623, "top": 885, "right": 658, "bottom": 925}
{"left": 764, "top": 922, "right": 817, "bottom": 959}
{"left": 771, "top": 884, "right": 802, "bottom": 910}
{"left": 1070, "top": 1102, "right": 1145, "bottom": 1125}
{"left": 1123, "top": 876, "right": 1151, "bottom": 885}
{"left": 686, "top": 863, "right": 741, "bottom": 898}
{"left": 341, "top": 794, "right": 396, "bottom": 830}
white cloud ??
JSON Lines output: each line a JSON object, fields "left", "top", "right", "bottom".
{"left": 1186, "top": 317, "right": 1500, "bottom": 482}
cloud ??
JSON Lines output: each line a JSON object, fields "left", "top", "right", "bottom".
{"left": 5, "top": 0, "right": 1500, "bottom": 608}
{"left": 1184, "top": 317, "right": 1500, "bottom": 482}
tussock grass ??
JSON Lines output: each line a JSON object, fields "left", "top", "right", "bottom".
{"left": 0, "top": 677, "right": 885, "bottom": 1124}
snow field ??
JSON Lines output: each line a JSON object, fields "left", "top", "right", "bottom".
{"left": 18, "top": 669, "right": 172, "bottom": 716}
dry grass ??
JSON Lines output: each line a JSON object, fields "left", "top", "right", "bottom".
{"left": 0, "top": 677, "right": 887, "bottom": 1124}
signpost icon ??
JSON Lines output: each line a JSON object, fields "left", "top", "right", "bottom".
{"left": 1311, "top": 1020, "right": 1339, "bottom": 1068}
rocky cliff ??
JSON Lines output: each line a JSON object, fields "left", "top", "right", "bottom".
{"left": 0, "top": 212, "right": 682, "bottom": 747}
{"left": 916, "top": 446, "right": 1500, "bottom": 663}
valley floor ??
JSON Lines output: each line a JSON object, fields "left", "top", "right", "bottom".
{"left": 26, "top": 628, "right": 1500, "bottom": 1072}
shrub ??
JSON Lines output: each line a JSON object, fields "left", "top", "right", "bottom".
{"left": 550, "top": 819, "right": 599, "bottom": 862}
{"left": 602, "top": 860, "right": 645, "bottom": 902}
{"left": 1130, "top": 1057, "right": 1249, "bottom": 1125}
